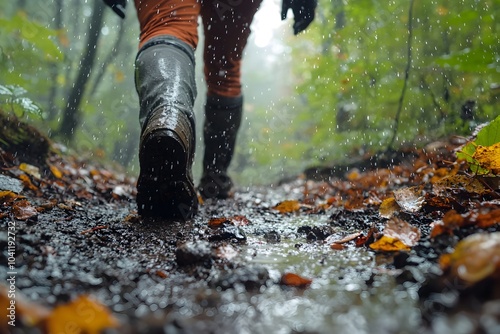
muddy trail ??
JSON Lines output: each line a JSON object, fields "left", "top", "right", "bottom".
{"left": 1, "top": 119, "right": 500, "bottom": 334}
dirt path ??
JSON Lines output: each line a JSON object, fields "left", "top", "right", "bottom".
{"left": 1, "top": 138, "right": 499, "bottom": 333}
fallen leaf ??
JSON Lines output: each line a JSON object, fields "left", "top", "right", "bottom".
{"left": 330, "top": 243, "right": 345, "bottom": 250}
{"left": 439, "top": 232, "right": 500, "bottom": 284}
{"left": 18, "top": 174, "right": 38, "bottom": 191}
{"left": 12, "top": 199, "right": 38, "bottom": 220}
{"left": 273, "top": 200, "right": 301, "bottom": 214}
{"left": 19, "top": 163, "right": 41, "bottom": 179}
{"left": 379, "top": 197, "right": 400, "bottom": 218}
{"left": 49, "top": 163, "right": 63, "bottom": 179}
{"left": 208, "top": 217, "right": 230, "bottom": 228}
{"left": 230, "top": 215, "right": 251, "bottom": 226}
{"left": 280, "top": 272, "right": 312, "bottom": 287}
{"left": 433, "top": 174, "right": 488, "bottom": 195}
{"left": 393, "top": 187, "right": 424, "bottom": 213}
{"left": 328, "top": 231, "right": 362, "bottom": 244}
{"left": 369, "top": 235, "right": 411, "bottom": 252}
{"left": 0, "top": 284, "right": 50, "bottom": 328}
{"left": 383, "top": 217, "right": 421, "bottom": 247}
{"left": 81, "top": 225, "right": 108, "bottom": 235}
{"left": 0, "top": 191, "right": 24, "bottom": 204}
{"left": 472, "top": 143, "right": 500, "bottom": 175}
{"left": 46, "top": 295, "right": 118, "bottom": 334}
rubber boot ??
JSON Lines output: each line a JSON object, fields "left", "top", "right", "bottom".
{"left": 135, "top": 36, "right": 198, "bottom": 219}
{"left": 198, "top": 95, "right": 243, "bottom": 199}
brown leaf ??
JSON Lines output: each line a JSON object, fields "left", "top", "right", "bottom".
{"left": 434, "top": 174, "right": 488, "bottom": 195}
{"left": 328, "top": 231, "right": 362, "bottom": 244}
{"left": 280, "top": 272, "right": 312, "bottom": 287}
{"left": 330, "top": 243, "right": 345, "bottom": 250}
{"left": 81, "top": 225, "right": 108, "bottom": 235}
{"left": 208, "top": 217, "right": 230, "bottom": 228}
{"left": 46, "top": 295, "right": 118, "bottom": 334}
{"left": 12, "top": 199, "right": 38, "bottom": 220}
{"left": 393, "top": 187, "right": 424, "bottom": 213}
{"left": 384, "top": 217, "right": 421, "bottom": 247}
{"left": 229, "top": 215, "right": 251, "bottom": 226}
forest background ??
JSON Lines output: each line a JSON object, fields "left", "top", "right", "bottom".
{"left": 1, "top": 0, "right": 499, "bottom": 185}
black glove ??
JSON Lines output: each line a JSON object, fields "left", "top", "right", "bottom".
{"left": 281, "top": 0, "right": 317, "bottom": 35}
{"left": 103, "top": 0, "right": 127, "bottom": 19}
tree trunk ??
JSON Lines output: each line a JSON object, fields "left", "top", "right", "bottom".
{"left": 58, "top": 0, "right": 105, "bottom": 142}
{"left": 47, "top": 0, "right": 63, "bottom": 122}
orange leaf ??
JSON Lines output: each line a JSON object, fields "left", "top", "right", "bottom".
{"left": 208, "top": 217, "right": 229, "bottom": 228}
{"left": 0, "top": 284, "right": 50, "bottom": 328}
{"left": 0, "top": 191, "right": 24, "bottom": 204}
{"left": 280, "top": 272, "right": 312, "bottom": 287}
{"left": 12, "top": 199, "right": 38, "bottom": 220}
{"left": 273, "top": 200, "right": 301, "bottom": 214}
{"left": 49, "top": 164, "right": 63, "bottom": 179}
{"left": 46, "top": 295, "right": 118, "bottom": 334}
{"left": 369, "top": 235, "right": 410, "bottom": 252}
{"left": 330, "top": 243, "right": 345, "bottom": 250}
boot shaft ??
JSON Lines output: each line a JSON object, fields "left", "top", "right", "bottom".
{"left": 135, "top": 36, "right": 197, "bottom": 132}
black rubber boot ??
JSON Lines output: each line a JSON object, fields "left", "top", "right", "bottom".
{"left": 135, "top": 36, "right": 198, "bottom": 219}
{"left": 198, "top": 95, "right": 243, "bottom": 199}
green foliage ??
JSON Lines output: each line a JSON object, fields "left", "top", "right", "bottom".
{"left": 0, "top": 84, "right": 42, "bottom": 118}
{"left": 258, "top": 0, "right": 500, "bottom": 169}
{"left": 0, "top": 11, "right": 63, "bottom": 88}
{"left": 457, "top": 115, "right": 500, "bottom": 174}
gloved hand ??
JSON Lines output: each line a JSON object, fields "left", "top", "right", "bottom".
{"left": 281, "top": 0, "right": 317, "bottom": 35}
{"left": 103, "top": 0, "right": 127, "bottom": 19}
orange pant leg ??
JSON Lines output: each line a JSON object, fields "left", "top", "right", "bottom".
{"left": 200, "top": 0, "right": 263, "bottom": 97}
{"left": 134, "top": 0, "right": 201, "bottom": 49}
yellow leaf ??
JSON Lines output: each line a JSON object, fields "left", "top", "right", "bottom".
{"left": 19, "top": 163, "right": 41, "bottom": 179}
{"left": 369, "top": 235, "right": 410, "bottom": 252}
{"left": 473, "top": 143, "right": 500, "bottom": 175}
{"left": 46, "top": 295, "right": 118, "bottom": 334}
{"left": 49, "top": 164, "right": 63, "bottom": 179}
{"left": 273, "top": 200, "right": 301, "bottom": 214}
{"left": 379, "top": 197, "right": 400, "bottom": 218}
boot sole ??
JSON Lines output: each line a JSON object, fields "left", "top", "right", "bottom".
{"left": 137, "top": 129, "right": 198, "bottom": 220}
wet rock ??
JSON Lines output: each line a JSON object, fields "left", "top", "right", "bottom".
{"left": 0, "top": 174, "right": 23, "bottom": 193}
{"left": 298, "top": 225, "right": 333, "bottom": 241}
{"left": 264, "top": 230, "right": 281, "bottom": 243}
{"left": 210, "top": 266, "right": 270, "bottom": 290}
{"left": 176, "top": 240, "right": 213, "bottom": 266}
{"left": 207, "top": 225, "right": 246, "bottom": 243}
